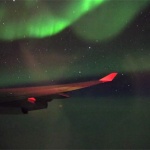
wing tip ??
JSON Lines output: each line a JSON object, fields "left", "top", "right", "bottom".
{"left": 99, "top": 72, "right": 118, "bottom": 82}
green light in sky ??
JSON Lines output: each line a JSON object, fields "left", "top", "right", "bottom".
{"left": 72, "top": 0, "right": 150, "bottom": 41}
{"left": 0, "top": 0, "right": 104, "bottom": 40}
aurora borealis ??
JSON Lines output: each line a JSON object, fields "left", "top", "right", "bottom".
{"left": 0, "top": 0, "right": 104, "bottom": 40}
{"left": 0, "top": 0, "right": 149, "bottom": 40}
{"left": 0, "top": 0, "right": 150, "bottom": 149}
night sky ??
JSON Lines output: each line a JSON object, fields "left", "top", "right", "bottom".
{"left": 0, "top": 0, "right": 150, "bottom": 149}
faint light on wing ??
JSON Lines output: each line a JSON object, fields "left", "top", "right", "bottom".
{"left": 28, "top": 97, "right": 36, "bottom": 104}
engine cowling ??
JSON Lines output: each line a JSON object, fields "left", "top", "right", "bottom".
{"left": 21, "top": 100, "right": 49, "bottom": 114}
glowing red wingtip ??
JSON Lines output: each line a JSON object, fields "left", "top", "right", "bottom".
{"left": 99, "top": 72, "right": 118, "bottom": 82}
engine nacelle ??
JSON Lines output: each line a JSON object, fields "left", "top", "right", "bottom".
{"left": 21, "top": 101, "right": 48, "bottom": 114}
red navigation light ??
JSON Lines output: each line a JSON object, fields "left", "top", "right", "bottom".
{"left": 28, "top": 97, "right": 36, "bottom": 104}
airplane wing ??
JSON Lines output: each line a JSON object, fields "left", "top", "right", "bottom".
{"left": 0, "top": 72, "right": 117, "bottom": 114}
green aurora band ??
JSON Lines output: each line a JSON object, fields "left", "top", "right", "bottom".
{"left": 0, "top": 0, "right": 149, "bottom": 41}
{"left": 0, "top": 0, "right": 104, "bottom": 40}
{"left": 72, "top": 0, "right": 150, "bottom": 41}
